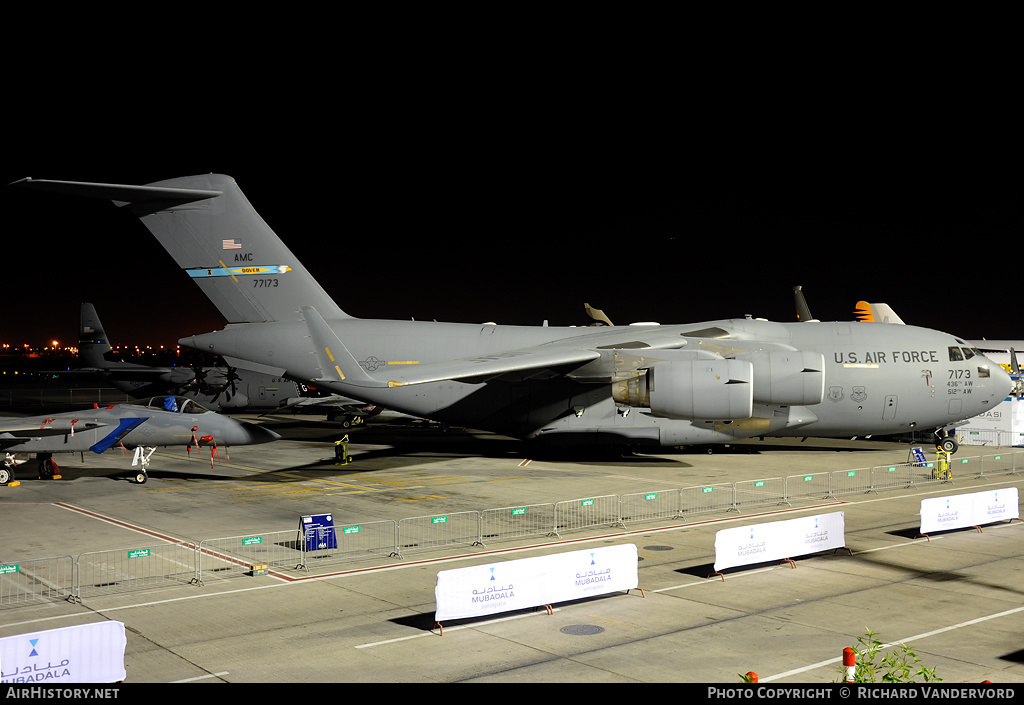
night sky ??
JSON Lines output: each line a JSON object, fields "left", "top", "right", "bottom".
{"left": 3, "top": 95, "right": 1020, "bottom": 350}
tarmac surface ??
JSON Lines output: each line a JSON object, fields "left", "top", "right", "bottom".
{"left": 2, "top": 411, "right": 1024, "bottom": 684}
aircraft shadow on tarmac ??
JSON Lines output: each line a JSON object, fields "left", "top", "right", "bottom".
{"left": 823, "top": 544, "right": 1024, "bottom": 598}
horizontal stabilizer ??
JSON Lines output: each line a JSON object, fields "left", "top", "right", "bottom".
{"left": 13, "top": 177, "right": 222, "bottom": 216}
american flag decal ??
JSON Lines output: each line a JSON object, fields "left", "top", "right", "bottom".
{"left": 222, "top": 238, "right": 242, "bottom": 250}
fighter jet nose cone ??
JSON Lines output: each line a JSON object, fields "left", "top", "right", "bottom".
{"left": 247, "top": 424, "right": 281, "bottom": 444}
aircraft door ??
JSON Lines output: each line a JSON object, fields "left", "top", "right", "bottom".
{"left": 883, "top": 395, "right": 898, "bottom": 421}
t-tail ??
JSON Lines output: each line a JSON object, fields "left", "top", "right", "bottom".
{"left": 16, "top": 175, "right": 349, "bottom": 324}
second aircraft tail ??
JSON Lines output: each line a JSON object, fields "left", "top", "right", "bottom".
{"left": 79, "top": 302, "right": 113, "bottom": 367}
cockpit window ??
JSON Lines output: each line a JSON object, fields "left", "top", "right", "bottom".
{"left": 179, "top": 398, "right": 212, "bottom": 414}
{"left": 145, "top": 396, "right": 212, "bottom": 414}
{"left": 948, "top": 346, "right": 964, "bottom": 362}
{"left": 978, "top": 366, "right": 991, "bottom": 379}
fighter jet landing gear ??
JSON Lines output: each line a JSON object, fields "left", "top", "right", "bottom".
{"left": 1, "top": 455, "right": 16, "bottom": 485}
{"left": 131, "top": 446, "right": 156, "bottom": 484}
{"left": 37, "top": 455, "right": 62, "bottom": 480}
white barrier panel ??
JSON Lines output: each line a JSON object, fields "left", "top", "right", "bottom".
{"left": 713, "top": 511, "right": 846, "bottom": 572}
{"left": 435, "top": 543, "right": 638, "bottom": 622}
{"left": 1, "top": 621, "right": 126, "bottom": 683}
{"left": 919, "top": 487, "right": 1020, "bottom": 535}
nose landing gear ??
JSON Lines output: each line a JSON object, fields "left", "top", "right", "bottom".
{"left": 935, "top": 431, "right": 959, "bottom": 455}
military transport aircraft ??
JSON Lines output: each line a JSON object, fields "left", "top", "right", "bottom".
{"left": 15, "top": 175, "right": 1015, "bottom": 454}
{"left": 75, "top": 302, "right": 390, "bottom": 426}
{"left": 796, "top": 289, "right": 1022, "bottom": 385}
{"left": 1, "top": 396, "right": 280, "bottom": 485}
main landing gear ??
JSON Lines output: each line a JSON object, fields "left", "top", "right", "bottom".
{"left": 1, "top": 456, "right": 15, "bottom": 485}
{"left": 37, "top": 455, "right": 62, "bottom": 480}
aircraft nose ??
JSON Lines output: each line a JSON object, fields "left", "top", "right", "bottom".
{"left": 991, "top": 363, "right": 1014, "bottom": 400}
{"left": 241, "top": 422, "right": 282, "bottom": 445}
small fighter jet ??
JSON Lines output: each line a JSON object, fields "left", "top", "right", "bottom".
{"left": 1, "top": 395, "right": 280, "bottom": 485}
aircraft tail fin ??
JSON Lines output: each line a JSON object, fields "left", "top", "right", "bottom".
{"left": 793, "top": 286, "right": 818, "bottom": 322}
{"left": 17, "top": 176, "right": 350, "bottom": 325}
{"left": 853, "top": 301, "right": 905, "bottom": 325}
{"left": 79, "top": 302, "right": 113, "bottom": 367}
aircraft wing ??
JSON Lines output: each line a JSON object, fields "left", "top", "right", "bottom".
{"left": 301, "top": 305, "right": 604, "bottom": 387}
{"left": 381, "top": 346, "right": 604, "bottom": 387}
{"left": 75, "top": 365, "right": 189, "bottom": 382}
{"left": 0, "top": 419, "right": 109, "bottom": 440}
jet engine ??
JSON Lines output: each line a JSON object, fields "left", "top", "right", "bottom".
{"left": 731, "top": 351, "right": 825, "bottom": 406}
{"left": 612, "top": 359, "right": 754, "bottom": 420}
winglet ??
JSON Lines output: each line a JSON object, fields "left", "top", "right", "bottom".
{"left": 301, "top": 306, "right": 386, "bottom": 388}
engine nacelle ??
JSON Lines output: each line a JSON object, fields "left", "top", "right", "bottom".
{"left": 732, "top": 351, "right": 825, "bottom": 406}
{"left": 613, "top": 359, "right": 753, "bottom": 420}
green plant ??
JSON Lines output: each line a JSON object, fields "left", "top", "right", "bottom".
{"left": 840, "top": 628, "right": 942, "bottom": 683}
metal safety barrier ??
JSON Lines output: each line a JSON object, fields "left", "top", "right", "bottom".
{"left": 198, "top": 530, "right": 305, "bottom": 582}
{"left": 2, "top": 449, "right": 1021, "bottom": 608}
{"left": 0, "top": 555, "right": 74, "bottom": 606}
{"left": 398, "top": 511, "right": 482, "bottom": 557}
{"left": 76, "top": 541, "right": 198, "bottom": 600}
{"left": 619, "top": 489, "right": 683, "bottom": 525}
{"left": 555, "top": 494, "right": 622, "bottom": 534}
{"left": 480, "top": 503, "right": 557, "bottom": 543}
{"left": 298, "top": 520, "right": 398, "bottom": 570}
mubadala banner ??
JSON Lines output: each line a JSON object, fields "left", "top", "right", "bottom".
{"left": 920, "top": 487, "right": 1019, "bottom": 535}
{"left": 1, "top": 621, "right": 127, "bottom": 683}
{"left": 714, "top": 511, "right": 846, "bottom": 572}
{"left": 435, "top": 543, "right": 639, "bottom": 622}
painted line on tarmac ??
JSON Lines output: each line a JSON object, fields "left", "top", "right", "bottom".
{"left": 54, "top": 502, "right": 191, "bottom": 545}
{"left": 172, "top": 671, "right": 230, "bottom": 683}
{"left": 761, "top": 603, "right": 1024, "bottom": 682}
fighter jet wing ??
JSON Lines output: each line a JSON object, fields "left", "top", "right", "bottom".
{"left": 0, "top": 419, "right": 110, "bottom": 441}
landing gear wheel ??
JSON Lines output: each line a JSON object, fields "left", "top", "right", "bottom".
{"left": 0, "top": 466, "right": 13, "bottom": 485}
{"left": 135, "top": 471, "right": 148, "bottom": 484}
{"left": 38, "top": 457, "right": 58, "bottom": 479}
{"left": 938, "top": 437, "right": 959, "bottom": 454}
